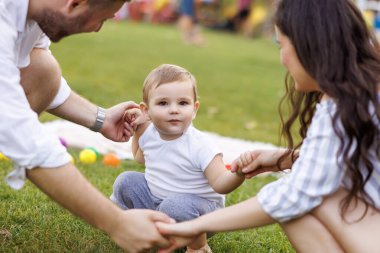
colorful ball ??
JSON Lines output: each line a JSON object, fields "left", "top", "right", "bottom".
{"left": 59, "top": 137, "right": 68, "bottom": 148}
{"left": 86, "top": 147, "right": 100, "bottom": 158}
{"left": 69, "top": 154, "right": 75, "bottom": 164}
{"left": 0, "top": 152, "right": 10, "bottom": 161}
{"left": 225, "top": 164, "right": 231, "bottom": 170}
{"left": 79, "top": 149, "right": 97, "bottom": 164}
{"left": 102, "top": 154, "right": 121, "bottom": 167}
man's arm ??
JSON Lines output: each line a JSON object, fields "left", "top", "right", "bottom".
{"left": 48, "top": 91, "right": 99, "bottom": 129}
{"left": 48, "top": 92, "right": 138, "bottom": 142}
{"left": 27, "top": 163, "right": 173, "bottom": 252}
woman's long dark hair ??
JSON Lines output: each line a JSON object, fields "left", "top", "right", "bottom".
{"left": 275, "top": 0, "right": 380, "bottom": 219}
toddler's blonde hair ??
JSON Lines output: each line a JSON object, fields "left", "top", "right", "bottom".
{"left": 142, "top": 64, "right": 198, "bottom": 103}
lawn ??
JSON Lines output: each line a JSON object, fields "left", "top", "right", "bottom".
{"left": 0, "top": 21, "right": 294, "bottom": 252}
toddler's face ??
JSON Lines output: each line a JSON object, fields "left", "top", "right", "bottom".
{"left": 145, "top": 80, "right": 199, "bottom": 140}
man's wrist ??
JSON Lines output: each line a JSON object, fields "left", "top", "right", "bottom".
{"left": 99, "top": 207, "right": 122, "bottom": 234}
{"left": 90, "top": 106, "right": 106, "bottom": 132}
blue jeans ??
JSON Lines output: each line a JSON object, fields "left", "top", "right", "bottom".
{"left": 111, "top": 171, "right": 220, "bottom": 222}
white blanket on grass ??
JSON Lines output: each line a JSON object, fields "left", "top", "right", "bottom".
{"left": 43, "top": 120, "right": 277, "bottom": 164}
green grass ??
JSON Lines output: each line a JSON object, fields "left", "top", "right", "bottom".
{"left": 0, "top": 21, "right": 294, "bottom": 252}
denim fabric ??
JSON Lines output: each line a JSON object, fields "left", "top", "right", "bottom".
{"left": 111, "top": 171, "right": 220, "bottom": 222}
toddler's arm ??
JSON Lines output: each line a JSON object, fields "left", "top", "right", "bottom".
{"left": 204, "top": 154, "right": 245, "bottom": 194}
{"left": 124, "top": 107, "right": 150, "bottom": 163}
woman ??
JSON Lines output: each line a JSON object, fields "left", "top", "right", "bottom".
{"left": 156, "top": 0, "right": 380, "bottom": 252}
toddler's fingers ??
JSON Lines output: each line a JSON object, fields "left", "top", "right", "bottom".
{"left": 123, "top": 111, "right": 133, "bottom": 123}
{"left": 230, "top": 160, "right": 238, "bottom": 172}
{"left": 239, "top": 153, "right": 247, "bottom": 166}
{"left": 232, "top": 159, "right": 243, "bottom": 173}
{"left": 242, "top": 151, "right": 253, "bottom": 165}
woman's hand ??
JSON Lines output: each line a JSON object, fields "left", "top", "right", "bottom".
{"left": 231, "top": 149, "right": 294, "bottom": 178}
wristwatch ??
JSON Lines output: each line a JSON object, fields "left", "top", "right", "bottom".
{"left": 90, "top": 106, "right": 106, "bottom": 132}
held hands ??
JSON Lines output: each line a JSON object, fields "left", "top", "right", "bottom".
{"left": 123, "top": 107, "right": 148, "bottom": 129}
{"left": 230, "top": 149, "right": 287, "bottom": 179}
{"left": 100, "top": 101, "right": 139, "bottom": 142}
{"left": 109, "top": 209, "right": 175, "bottom": 253}
{"left": 155, "top": 220, "right": 202, "bottom": 253}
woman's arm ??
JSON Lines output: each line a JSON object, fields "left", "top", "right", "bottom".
{"left": 156, "top": 197, "right": 275, "bottom": 252}
{"left": 312, "top": 188, "right": 380, "bottom": 253}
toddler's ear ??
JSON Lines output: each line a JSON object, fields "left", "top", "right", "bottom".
{"left": 139, "top": 102, "right": 147, "bottom": 112}
{"left": 192, "top": 101, "right": 200, "bottom": 119}
{"left": 140, "top": 102, "right": 150, "bottom": 119}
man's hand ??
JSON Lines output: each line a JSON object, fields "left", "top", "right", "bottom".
{"left": 101, "top": 101, "right": 139, "bottom": 142}
{"left": 27, "top": 163, "right": 173, "bottom": 253}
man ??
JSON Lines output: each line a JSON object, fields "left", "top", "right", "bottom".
{"left": 0, "top": 0, "right": 173, "bottom": 252}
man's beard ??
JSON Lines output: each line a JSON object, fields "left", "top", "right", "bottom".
{"left": 35, "top": 10, "right": 89, "bottom": 42}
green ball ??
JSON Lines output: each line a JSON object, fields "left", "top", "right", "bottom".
{"left": 85, "top": 147, "right": 100, "bottom": 158}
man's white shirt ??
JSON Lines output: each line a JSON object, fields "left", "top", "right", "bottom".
{"left": 0, "top": 0, "right": 71, "bottom": 189}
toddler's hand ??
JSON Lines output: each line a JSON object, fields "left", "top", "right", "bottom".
{"left": 124, "top": 108, "right": 146, "bottom": 129}
{"left": 124, "top": 108, "right": 140, "bottom": 123}
{"left": 230, "top": 151, "right": 254, "bottom": 177}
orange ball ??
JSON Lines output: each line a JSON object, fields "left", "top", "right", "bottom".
{"left": 102, "top": 154, "right": 121, "bottom": 167}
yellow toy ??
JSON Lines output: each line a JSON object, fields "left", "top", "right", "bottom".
{"left": 79, "top": 149, "right": 97, "bottom": 164}
{"left": 0, "top": 152, "right": 10, "bottom": 161}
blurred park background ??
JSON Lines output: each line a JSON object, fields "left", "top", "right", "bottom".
{"left": 1, "top": 0, "right": 380, "bottom": 252}
{"left": 114, "top": 0, "right": 275, "bottom": 40}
